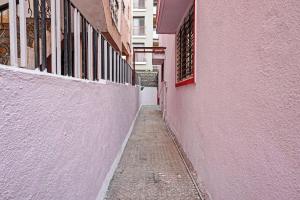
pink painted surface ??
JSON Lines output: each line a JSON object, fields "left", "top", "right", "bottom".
{"left": 0, "top": 66, "right": 139, "bottom": 200}
{"left": 159, "top": 0, "right": 300, "bottom": 199}
{"left": 156, "top": 0, "right": 193, "bottom": 34}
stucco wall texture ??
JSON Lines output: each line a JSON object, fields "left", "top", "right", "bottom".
{"left": 159, "top": 0, "right": 300, "bottom": 200}
{"left": 0, "top": 66, "right": 139, "bottom": 200}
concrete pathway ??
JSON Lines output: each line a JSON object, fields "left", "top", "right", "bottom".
{"left": 105, "top": 106, "right": 201, "bottom": 200}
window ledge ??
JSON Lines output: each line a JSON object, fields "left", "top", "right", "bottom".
{"left": 133, "top": 35, "right": 147, "bottom": 38}
{"left": 135, "top": 62, "right": 147, "bottom": 65}
{"left": 133, "top": 8, "right": 147, "bottom": 12}
{"left": 175, "top": 77, "right": 195, "bottom": 87}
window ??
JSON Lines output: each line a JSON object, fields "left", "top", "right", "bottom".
{"left": 133, "top": 0, "right": 146, "bottom": 9}
{"left": 133, "top": 43, "right": 146, "bottom": 62}
{"left": 176, "top": 5, "right": 195, "bottom": 87}
{"left": 133, "top": 17, "right": 145, "bottom": 36}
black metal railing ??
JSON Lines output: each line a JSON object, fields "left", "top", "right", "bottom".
{"left": 0, "top": 0, "right": 135, "bottom": 85}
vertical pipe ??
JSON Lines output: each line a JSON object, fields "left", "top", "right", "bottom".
{"left": 63, "top": 0, "right": 69, "bottom": 75}
{"left": 33, "top": 0, "right": 40, "bottom": 69}
{"left": 56, "top": 0, "right": 61, "bottom": 75}
{"left": 19, "top": 0, "right": 27, "bottom": 67}
{"left": 41, "top": 0, "right": 47, "bottom": 71}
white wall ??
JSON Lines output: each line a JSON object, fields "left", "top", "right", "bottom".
{"left": 139, "top": 87, "right": 157, "bottom": 105}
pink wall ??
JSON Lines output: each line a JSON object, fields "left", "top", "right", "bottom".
{"left": 0, "top": 66, "right": 139, "bottom": 200}
{"left": 159, "top": 0, "right": 300, "bottom": 199}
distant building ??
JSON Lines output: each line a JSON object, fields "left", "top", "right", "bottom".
{"left": 132, "top": 0, "right": 154, "bottom": 71}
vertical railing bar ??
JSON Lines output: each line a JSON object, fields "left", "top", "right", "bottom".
{"left": 114, "top": 51, "right": 118, "bottom": 83}
{"left": 122, "top": 57, "right": 124, "bottom": 84}
{"left": 51, "top": 0, "right": 57, "bottom": 74}
{"left": 123, "top": 60, "right": 125, "bottom": 84}
{"left": 107, "top": 43, "right": 110, "bottom": 81}
{"left": 97, "top": 33, "right": 101, "bottom": 81}
{"left": 9, "top": 0, "right": 18, "bottom": 66}
{"left": 101, "top": 36, "right": 105, "bottom": 80}
{"left": 73, "top": 8, "right": 78, "bottom": 77}
{"left": 56, "top": 0, "right": 61, "bottom": 75}
{"left": 119, "top": 55, "right": 121, "bottom": 83}
{"left": 110, "top": 45, "right": 112, "bottom": 81}
{"left": 67, "top": 0, "right": 72, "bottom": 76}
{"left": 81, "top": 17, "right": 86, "bottom": 79}
{"left": 87, "top": 24, "right": 93, "bottom": 80}
{"left": 63, "top": 0, "right": 69, "bottom": 75}
{"left": 116, "top": 53, "right": 119, "bottom": 83}
{"left": 19, "top": 0, "right": 27, "bottom": 67}
{"left": 41, "top": 0, "right": 47, "bottom": 71}
{"left": 104, "top": 39, "right": 107, "bottom": 80}
{"left": 93, "top": 29, "right": 98, "bottom": 81}
{"left": 125, "top": 63, "right": 127, "bottom": 83}
{"left": 127, "top": 64, "right": 129, "bottom": 83}
{"left": 111, "top": 48, "right": 115, "bottom": 82}
{"left": 33, "top": 0, "right": 40, "bottom": 69}
{"left": 77, "top": 12, "right": 81, "bottom": 78}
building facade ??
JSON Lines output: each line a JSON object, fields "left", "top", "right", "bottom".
{"left": 132, "top": 0, "right": 153, "bottom": 71}
{"left": 157, "top": 0, "right": 300, "bottom": 200}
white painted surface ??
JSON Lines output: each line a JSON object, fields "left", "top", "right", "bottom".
{"left": 9, "top": 0, "right": 17, "bottom": 66}
{"left": 50, "top": 0, "right": 57, "bottom": 73}
{"left": 88, "top": 25, "right": 93, "bottom": 80}
{"left": 74, "top": 8, "right": 79, "bottom": 78}
{"left": 139, "top": 87, "right": 157, "bottom": 105}
{"left": 56, "top": 0, "right": 61, "bottom": 75}
{"left": 19, "top": 0, "right": 27, "bottom": 67}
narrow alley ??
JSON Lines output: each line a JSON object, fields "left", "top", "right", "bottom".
{"left": 1, "top": 0, "right": 299, "bottom": 199}
{"left": 105, "top": 106, "right": 201, "bottom": 200}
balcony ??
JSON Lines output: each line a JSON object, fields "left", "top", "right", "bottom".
{"left": 156, "top": 0, "right": 194, "bottom": 33}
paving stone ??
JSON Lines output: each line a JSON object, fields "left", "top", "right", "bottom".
{"left": 105, "top": 106, "right": 200, "bottom": 200}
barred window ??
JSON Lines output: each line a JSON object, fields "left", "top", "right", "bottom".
{"left": 176, "top": 5, "right": 195, "bottom": 86}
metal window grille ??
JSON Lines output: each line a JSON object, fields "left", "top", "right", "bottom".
{"left": 176, "top": 5, "right": 194, "bottom": 83}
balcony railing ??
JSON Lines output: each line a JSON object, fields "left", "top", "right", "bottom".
{"left": 0, "top": 0, "right": 135, "bottom": 85}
